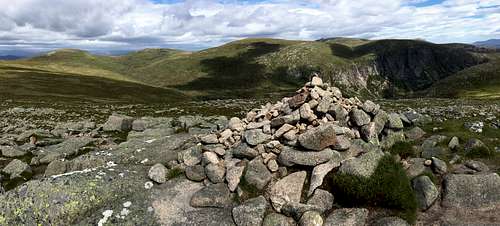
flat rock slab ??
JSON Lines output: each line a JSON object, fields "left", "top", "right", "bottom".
{"left": 190, "top": 183, "right": 233, "bottom": 208}
{"left": 442, "top": 173, "right": 500, "bottom": 209}
{"left": 338, "top": 149, "right": 384, "bottom": 178}
{"left": 324, "top": 208, "right": 369, "bottom": 226}
{"left": 270, "top": 171, "right": 307, "bottom": 212}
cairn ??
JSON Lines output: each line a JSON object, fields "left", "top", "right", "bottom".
{"left": 153, "top": 75, "right": 408, "bottom": 225}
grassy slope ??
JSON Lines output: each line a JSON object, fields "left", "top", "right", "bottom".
{"left": 1, "top": 37, "right": 496, "bottom": 102}
{"left": 426, "top": 52, "right": 500, "bottom": 99}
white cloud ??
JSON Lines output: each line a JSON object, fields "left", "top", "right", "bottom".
{"left": 0, "top": 0, "right": 498, "bottom": 53}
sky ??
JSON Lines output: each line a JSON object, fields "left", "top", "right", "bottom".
{"left": 0, "top": 0, "right": 499, "bottom": 55}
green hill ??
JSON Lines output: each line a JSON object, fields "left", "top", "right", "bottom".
{"left": 0, "top": 37, "right": 496, "bottom": 102}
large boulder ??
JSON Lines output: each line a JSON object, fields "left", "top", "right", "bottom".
{"left": 270, "top": 171, "right": 307, "bottom": 212}
{"left": 298, "top": 123, "right": 337, "bottom": 151}
{"left": 244, "top": 158, "right": 272, "bottom": 190}
{"left": 338, "top": 149, "right": 384, "bottom": 178}
{"left": 2, "top": 159, "right": 32, "bottom": 180}
{"left": 350, "top": 109, "right": 371, "bottom": 127}
{"left": 190, "top": 183, "right": 233, "bottom": 208}
{"left": 103, "top": 114, "right": 134, "bottom": 132}
{"left": 308, "top": 159, "right": 341, "bottom": 196}
{"left": 232, "top": 196, "right": 267, "bottom": 226}
{"left": 412, "top": 175, "right": 438, "bottom": 210}
{"left": 278, "top": 147, "right": 337, "bottom": 167}
{"left": 244, "top": 129, "right": 271, "bottom": 146}
{"left": 442, "top": 173, "right": 500, "bottom": 209}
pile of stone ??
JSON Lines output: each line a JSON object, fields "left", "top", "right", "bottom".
{"left": 149, "top": 76, "right": 411, "bottom": 225}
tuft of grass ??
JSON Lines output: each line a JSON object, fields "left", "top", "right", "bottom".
{"left": 465, "top": 146, "right": 495, "bottom": 159}
{"left": 167, "top": 167, "right": 185, "bottom": 180}
{"left": 327, "top": 155, "right": 417, "bottom": 224}
{"left": 386, "top": 141, "right": 416, "bottom": 159}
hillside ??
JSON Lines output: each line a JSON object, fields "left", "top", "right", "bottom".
{"left": 474, "top": 39, "right": 500, "bottom": 49}
{"left": 0, "top": 37, "right": 495, "bottom": 101}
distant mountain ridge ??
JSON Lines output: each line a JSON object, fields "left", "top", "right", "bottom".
{"left": 0, "top": 37, "right": 498, "bottom": 102}
{"left": 474, "top": 39, "right": 500, "bottom": 48}
{"left": 0, "top": 55, "right": 24, "bottom": 60}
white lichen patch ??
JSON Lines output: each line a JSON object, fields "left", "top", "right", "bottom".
{"left": 144, "top": 181, "right": 153, "bottom": 189}
{"left": 97, "top": 209, "right": 113, "bottom": 226}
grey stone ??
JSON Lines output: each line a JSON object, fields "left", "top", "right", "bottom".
{"left": 380, "top": 130, "right": 405, "bottom": 149}
{"left": 442, "top": 173, "right": 500, "bottom": 209}
{"left": 387, "top": 113, "right": 404, "bottom": 130}
{"left": 464, "top": 160, "right": 489, "bottom": 172}
{"left": 278, "top": 147, "right": 336, "bottom": 167}
{"left": 431, "top": 157, "right": 447, "bottom": 174}
{"left": 448, "top": 136, "right": 460, "bottom": 150}
{"left": 181, "top": 146, "right": 202, "bottom": 166}
{"left": 190, "top": 183, "right": 233, "bottom": 208}
{"left": 299, "top": 211, "right": 323, "bottom": 226}
{"left": 149, "top": 163, "right": 167, "bottom": 184}
{"left": 362, "top": 100, "right": 379, "bottom": 115}
{"left": 288, "top": 92, "right": 309, "bottom": 109}
{"left": 372, "top": 217, "right": 410, "bottom": 226}
{"left": 270, "top": 171, "right": 307, "bottom": 212}
{"left": 244, "top": 129, "right": 272, "bottom": 146}
{"left": 227, "top": 164, "right": 245, "bottom": 192}
{"left": 202, "top": 151, "right": 220, "bottom": 165}
{"left": 201, "top": 134, "right": 219, "bottom": 144}
{"left": 132, "top": 119, "right": 146, "bottom": 131}
{"left": 464, "top": 138, "right": 488, "bottom": 153}
{"left": 421, "top": 146, "right": 446, "bottom": 159}
{"left": 103, "top": 114, "right": 134, "bottom": 132}
{"left": 232, "top": 143, "right": 259, "bottom": 159}
{"left": 44, "top": 159, "right": 68, "bottom": 176}
{"left": 306, "top": 189, "right": 334, "bottom": 213}
{"left": 412, "top": 176, "right": 439, "bottom": 210}
{"left": 2, "top": 159, "right": 32, "bottom": 180}
{"left": 263, "top": 213, "right": 296, "bottom": 226}
{"left": 308, "top": 159, "right": 341, "bottom": 196}
{"left": 338, "top": 150, "right": 384, "bottom": 178}
{"left": 298, "top": 123, "right": 337, "bottom": 151}
{"left": 281, "top": 202, "right": 323, "bottom": 220}
{"left": 271, "top": 110, "right": 300, "bottom": 127}
{"left": 232, "top": 196, "right": 267, "bottom": 226}
{"left": 275, "top": 124, "right": 295, "bottom": 138}
{"left": 1, "top": 146, "right": 27, "bottom": 158}
{"left": 316, "top": 97, "right": 332, "bottom": 113}
{"left": 300, "top": 103, "right": 317, "bottom": 122}
{"left": 404, "top": 127, "right": 426, "bottom": 140}
{"left": 329, "top": 104, "right": 348, "bottom": 123}
{"left": 360, "top": 122, "right": 379, "bottom": 145}
{"left": 185, "top": 165, "right": 206, "bottom": 182}
{"left": 205, "top": 163, "right": 225, "bottom": 183}
{"left": 332, "top": 135, "right": 351, "bottom": 151}
{"left": 406, "top": 158, "right": 428, "bottom": 179}
{"left": 311, "top": 76, "right": 323, "bottom": 86}
{"left": 373, "top": 110, "right": 389, "bottom": 134}
{"left": 244, "top": 158, "right": 272, "bottom": 190}
{"left": 324, "top": 208, "right": 369, "bottom": 226}
{"left": 350, "top": 109, "right": 371, "bottom": 127}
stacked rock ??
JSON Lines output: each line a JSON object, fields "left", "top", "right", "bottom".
{"left": 173, "top": 75, "right": 409, "bottom": 225}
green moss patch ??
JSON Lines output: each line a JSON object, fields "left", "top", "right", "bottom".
{"left": 386, "top": 141, "right": 417, "bottom": 159}
{"left": 327, "top": 155, "right": 417, "bottom": 224}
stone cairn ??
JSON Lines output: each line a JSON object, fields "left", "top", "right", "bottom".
{"left": 150, "top": 76, "right": 408, "bottom": 225}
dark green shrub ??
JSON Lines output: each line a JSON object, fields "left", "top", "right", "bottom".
{"left": 328, "top": 155, "right": 417, "bottom": 224}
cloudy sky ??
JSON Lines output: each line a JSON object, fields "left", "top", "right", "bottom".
{"left": 0, "top": 0, "right": 499, "bottom": 55}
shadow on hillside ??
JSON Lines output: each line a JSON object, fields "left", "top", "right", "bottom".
{"left": 175, "top": 42, "right": 300, "bottom": 98}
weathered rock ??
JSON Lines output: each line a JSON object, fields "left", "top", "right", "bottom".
{"left": 279, "top": 147, "right": 336, "bottom": 167}
{"left": 201, "top": 134, "right": 219, "bottom": 144}
{"left": 275, "top": 124, "right": 295, "bottom": 138}
{"left": 299, "top": 211, "right": 323, "bottom": 226}
{"left": 329, "top": 104, "right": 348, "bottom": 123}
{"left": 103, "top": 114, "right": 134, "bottom": 132}
{"left": 263, "top": 213, "right": 296, "bottom": 226}
{"left": 338, "top": 150, "right": 384, "bottom": 178}
{"left": 308, "top": 159, "right": 340, "bottom": 196}
{"left": 332, "top": 135, "right": 351, "bottom": 151}
{"left": 245, "top": 129, "right": 272, "bottom": 146}
{"left": 270, "top": 171, "right": 307, "bottom": 212}
{"left": 190, "top": 183, "right": 233, "bottom": 208}
{"left": 306, "top": 189, "right": 334, "bottom": 213}
{"left": 431, "top": 157, "right": 447, "bottom": 174}
{"left": 372, "top": 110, "right": 389, "bottom": 134}
{"left": 149, "top": 163, "right": 167, "bottom": 184}
{"left": 226, "top": 164, "right": 245, "bottom": 192}
{"left": 300, "top": 103, "right": 317, "bottom": 122}
{"left": 131, "top": 119, "right": 146, "bottom": 131}
{"left": 311, "top": 76, "right": 323, "bottom": 86}
{"left": 281, "top": 202, "right": 323, "bottom": 220}
{"left": 0, "top": 146, "right": 27, "bottom": 158}
{"left": 202, "top": 151, "right": 220, "bottom": 165}
{"left": 181, "top": 146, "right": 202, "bottom": 166}
{"left": 387, "top": 113, "right": 404, "bottom": 130}
{"left": 232, "top": 143, "right": 259, "bottom": 159}
{"left": 350, "top": 109, "right": 371, "bottom": 127}
{"left": 298, "top": 123, "right": 337, "bottom": 151}
{"left": 267, "top": 159, "right": 279, "bottom": 172}
{"left": 448, "top": 136, "right": 460, "bottom": 150}
{"left": 464, "top": 160, "right": 489, "bottom": 172}
{"left": 412, "top": 175, "right": 438, "bottom": 210}
{"left": 271, "top": 110, "right": 300, "bottom": 127}
{"left": 205, "top": 163, "right": 225, "bottom": 183}
{"left": 288, "top": 92, "right": 309, "bottom": 109}
{"left": 244, "top": 158, "right": 272, "bottom": 190}
{"left": 362, "top": 100, "right": 379, "bottom": 115}
{"left": 2, "top": 159, "right": 32, "bottom": 180}
{"left": 372, "top": 217, "right": 410, "bottom": 226}
{"left": 442, "top": 173, "right": 500, "bottom": 209}
{"left": 421, "top": 146, "right": 446, "bottom": 159}
{"left": 232, "top": 196, "right": 267, "bottom": 226}
{"left": 44, "top": 159, "right": 68, "bottom": 176}
{"left": 316, "top": 97, "right": 332, "bottom": 113}
{"left": 360, "top": 122, "right": 379, "bottom": 145}
{"left": 324, "top": 208, "right": 369, "bottom": 226}
{"left": 229, "top": 117, "right": 245, "bottom": 132}
{"left": 405, "top": 158, "right": 427, "bottom": 179}
{"left": 185, "top": 165, "right": 206, "bottom": 182}
{"left": 404, "top": 127, "right": 426, "bottom": 140}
